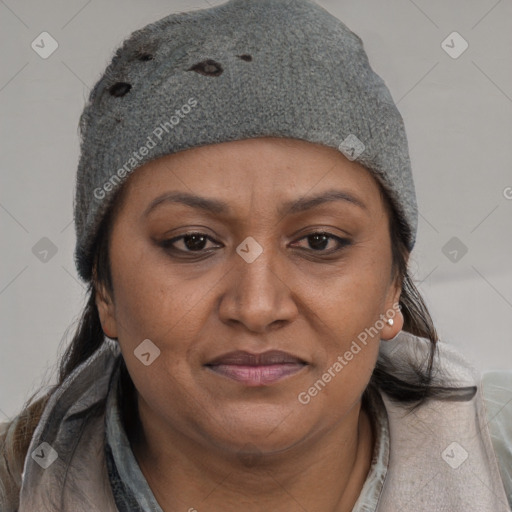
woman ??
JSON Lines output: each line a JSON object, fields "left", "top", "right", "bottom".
{"left": 1, "top": 0, "right": 511, "bottom": 511}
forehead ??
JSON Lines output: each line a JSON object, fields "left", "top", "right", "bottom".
{"left": 113, "top": 137, "right": 386, "bottom": 218}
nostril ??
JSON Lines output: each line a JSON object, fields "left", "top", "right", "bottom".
{"left": 187, "top": 59, "right": 223, "bottom": 77}
{"left": 109, "top": 82, "right": 132, "bottom": 97}
{"left": 237, "top": 54, "right": 252, "bottom": 61}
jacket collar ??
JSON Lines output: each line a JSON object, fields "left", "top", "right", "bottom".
{"left": 18, "top": 332, "right": 509, "bottom": 511}
{"left": 19, "top": 338, "right": 121, "bottom": 511}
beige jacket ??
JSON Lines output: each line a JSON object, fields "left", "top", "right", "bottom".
{"left": 1, "top": 333, "right": 511, "bottom": 511}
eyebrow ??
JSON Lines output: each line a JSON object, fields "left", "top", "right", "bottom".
{"left": 142, "top": 188, "right": 368, "bottom": 218}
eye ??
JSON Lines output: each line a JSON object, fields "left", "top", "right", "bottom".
{"left": 291, "top": 232, "right": 351, "bottom": 253}
{"left": 158, "top": 231, "right": 351, "bottom": 258}
{"left": 159, "top": 232, "right": 221, "bottom": 254}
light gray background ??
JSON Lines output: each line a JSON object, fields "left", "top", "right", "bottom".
{"left": 1, "top": 0, "right": 511, "bottom": 420}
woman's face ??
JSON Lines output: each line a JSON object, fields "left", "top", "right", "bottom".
{"left": 96, "top": 136, "right": 403, "bottom": 456}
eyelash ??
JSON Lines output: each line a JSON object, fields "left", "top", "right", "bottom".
{"left": 159, "top": 231, "right": 351, "bottom": 256}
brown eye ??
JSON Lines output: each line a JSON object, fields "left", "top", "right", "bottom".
{"left": 160, "top": 233, "right": 220, "bottom": 254}
{"left": 181, "top": 234, "right": 208, "bottom": 251}
{"left": 292, "top": 232, "right": 351, "bottom": 253}
{"left": 307, "top": 233, "right": 331, "bottom": 251}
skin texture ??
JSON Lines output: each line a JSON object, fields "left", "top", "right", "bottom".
{"left": 95, "top": 137, "right": 405, "bottom": 512}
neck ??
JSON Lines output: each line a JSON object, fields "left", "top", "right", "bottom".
{"left": 127, "top": 393, "right": 375, "bottom": 512}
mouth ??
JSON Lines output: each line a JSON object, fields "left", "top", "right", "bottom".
{"left": 204, "top": 350, "right": 308, "bottom": 387}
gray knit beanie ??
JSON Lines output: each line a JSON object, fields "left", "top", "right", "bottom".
{"left": 73, "top": 0, "right": 418, "bottom": 283}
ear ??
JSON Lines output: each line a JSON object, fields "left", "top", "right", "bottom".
{"left": 93, "top": 265, "right": 118, "bottom": 340}
{"left": 380, "top": 266, "right": 405, "bottom": 341}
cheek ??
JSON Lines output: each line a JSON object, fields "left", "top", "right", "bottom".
{"left": 109, "top": 238, "right": 229, "bottom": 391}
{"left": 299, "top": 284, "right": 382, "bottom": 417}
{"left": 297, "top": 250, "right": 388, "bottom": 402}
{"left": 302, "top": 247, "right": 390, "bottom": 331}
{"left": 108, "top": 233, "right": 193, "bottom": 348}
{"left": 298, "top": 347, "right": 379, "bottom": 426}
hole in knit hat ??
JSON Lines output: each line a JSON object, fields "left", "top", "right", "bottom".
{"left": 187, "top": 59, "right": 223, "bottom": 77}
{"left": 109, "top": 82, "right": 132, "bottom": 97}
{"left": 237, "top": 54, "right": 252, "bottom": 61}
{"left": 138, "top": 53, "right": 153, "bottom": 61}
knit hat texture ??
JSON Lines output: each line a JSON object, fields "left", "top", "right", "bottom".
{"left": 74, "top": 0, "right": 418, "bottom": 282}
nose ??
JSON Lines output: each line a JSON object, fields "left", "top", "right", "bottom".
{"left": 217, "top": 244, "right": 299, "bottom": 333}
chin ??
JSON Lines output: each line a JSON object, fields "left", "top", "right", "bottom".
{"left": 203, "top": 408, "right": 307, "bottom": 456}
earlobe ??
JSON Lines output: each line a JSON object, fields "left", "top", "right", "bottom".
{"left": 94, "top": 278, "right": 118, "bottom": 340}
{"left": 380, "top": 309, "right": 404, "bottom": 341}
{"left": 381, "top": 279, "right": 404, "bottom": 341}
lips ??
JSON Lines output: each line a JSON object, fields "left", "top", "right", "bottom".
{"left": 204, "top": 350, "right": 308, "bottom": 386}
{"left": 206, "top": 350, "right": 307, "bottom": 366}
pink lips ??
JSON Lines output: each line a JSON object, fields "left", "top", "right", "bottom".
{"left": 205, "top": 350, "right": 308, "bottom": 386}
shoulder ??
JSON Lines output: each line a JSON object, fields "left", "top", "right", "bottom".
{"left": 0, "top": 414, "right": 26, "bottom": 512}
{"left": 481, "top": 370, "right": 512, "bottom": 508}
{"left": 0, "top": 394, "right": 51, "bottom": 512}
